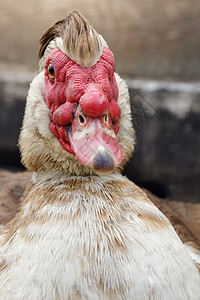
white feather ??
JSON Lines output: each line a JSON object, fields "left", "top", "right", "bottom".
{"left": 1, "top": 174, "right": 200, "bottom": 299}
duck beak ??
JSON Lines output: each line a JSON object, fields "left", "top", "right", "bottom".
{"left": 67, "top": 108, "right": 122, "bottom": 175}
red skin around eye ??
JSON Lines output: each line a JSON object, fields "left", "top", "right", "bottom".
{"left": 43, "top": 47, "right": 121, "bottom": 153}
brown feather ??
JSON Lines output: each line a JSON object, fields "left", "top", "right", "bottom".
{"left": 38, "top": 19, "right": 65, "bottom": 59}
{"left": 38, "top": 10, "right": 103, "bottom": 67}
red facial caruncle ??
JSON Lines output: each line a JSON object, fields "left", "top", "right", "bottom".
{"left": 43, "top": 47, "right": 122, "bottom": 174}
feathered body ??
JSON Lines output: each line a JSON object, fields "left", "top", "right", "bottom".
{"left": 0, "top": 11, "right": 200, "bottom": 300}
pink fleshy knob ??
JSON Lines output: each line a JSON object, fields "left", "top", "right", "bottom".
{"left": 79, "top": 84, "right": 108, "bottom": 117}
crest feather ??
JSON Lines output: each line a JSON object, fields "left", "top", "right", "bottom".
{"left": 38, "top": 19, "right": 65, "bottom": 59}
{"left": 38, "top": 11, "right": 106, "bottom": 68}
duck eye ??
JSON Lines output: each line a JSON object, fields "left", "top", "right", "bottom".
{"left": 48, "top": 63, "right": 55, "bottom": 81}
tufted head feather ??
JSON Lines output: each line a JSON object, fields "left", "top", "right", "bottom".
{"left": 38, "top": 10, "right": 107, "bottom": 72}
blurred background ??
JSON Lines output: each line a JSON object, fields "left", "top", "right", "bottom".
{"left": 0, "top": 0, "right": 200, "bottom": 203}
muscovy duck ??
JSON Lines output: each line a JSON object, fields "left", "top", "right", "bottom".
{"left": 0, "top": 10, "right": 200, "bottom": 300}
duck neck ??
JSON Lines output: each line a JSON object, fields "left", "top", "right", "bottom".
{"left": 31, "top": 170, "right": 124, "bottom": 187}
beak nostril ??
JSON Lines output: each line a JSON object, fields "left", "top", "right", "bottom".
{"left": 78, "top": 113, "right": 86, "bottom": 125}
{"left": 104, "top": 112, "right": 109, "bottom": 124}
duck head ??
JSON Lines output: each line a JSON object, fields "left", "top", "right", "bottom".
{"left": 19, "top": 11, "right": 135, "bottom": 176}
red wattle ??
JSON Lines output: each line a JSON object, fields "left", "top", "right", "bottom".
{"left": 44, "top": 48, "right": 120, "bottom": 155}
{"left": 52, "top": 102, "right": 75, "bottom": 126}
{"left": 109, "top": 99, "right": 121, "bottom": 122}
